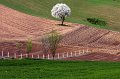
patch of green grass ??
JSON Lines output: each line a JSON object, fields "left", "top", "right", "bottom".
{"left": 0, "top": 59, "right": 120, "bottom": 79}
{"left": 0, "top": 0, "right": 120, "bottom": 31}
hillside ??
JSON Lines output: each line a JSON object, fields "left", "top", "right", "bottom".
{"left": 1, "top": 0, "right": 120, "bottom": 31}
{"left": 1, "top": 4, "right": 120, "bottom": 56}
{"left": 1, "top": 1, "right": 120, "bottom": 79}
{"left": 61, "top": 26, "right": 120, "bottom": 50}
{"left": 0, "top": 5, "right": 79, "bottom": 41}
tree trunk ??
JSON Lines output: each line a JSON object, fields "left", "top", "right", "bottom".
{"left": 61, "top": 16, "right": 65, "bottom": 25}
{"left": 52, "top": 52, "right": 55, "bottom": 60}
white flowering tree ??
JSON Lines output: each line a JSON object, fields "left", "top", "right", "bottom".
{"left": 51, "top": 3, "right": 71, "bottom": 25}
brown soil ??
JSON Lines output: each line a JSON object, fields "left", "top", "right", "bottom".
{"left": 1, "top": 5, "right": 120, "bottom": 62}
{"left": 64, "top": 53, "right": 120, "bottom": 62}
{"left": 0, "top": 5, "right": 79, "bottom": 41}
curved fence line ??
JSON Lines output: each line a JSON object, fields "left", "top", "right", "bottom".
{"left": 0, "top": 49, "right": 92, "bottom": 60}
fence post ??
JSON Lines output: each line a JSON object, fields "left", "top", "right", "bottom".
{"left": 32, "top": 54, "right": 33, "bottom": 58}
{"left": 20, "top": 53, "right": 22, "bottom": 59}
{"left": 58, "top": 53, "right": 60, "bottom": 59}
{"left": 75, "top": 51, "right": 77, "bottom": 56}
{"left": 2, "top": 51, "right": 3, "bottom": 57}
{"left": 14, "top": 53, "right": 16, "bottom": 59}
{"left": 48, "top": 54, "right": 50, "bottom": 59}
{"left": 43, "top": 54, "right": 45, "bottom": 59}
{"left": 71, "top": 52, "right": 72, "bottom": 57}
{"left": 63, "top": 53, "right": 64, "bottom": 58}
{"left": 67, "top": 52, "right": 69, "bottom": 57}
{"left": 7, "top": 52, "right": 9, "bottom": 57}
{"left": 37, "top": 54, "right": 40, "bottom": 59}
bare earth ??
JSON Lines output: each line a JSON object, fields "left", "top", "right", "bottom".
{"left": 0, "top": 5, "right": 79, "bottom": 41}
{"left": 1, "top": 4, "right": 120, "bottom": 61}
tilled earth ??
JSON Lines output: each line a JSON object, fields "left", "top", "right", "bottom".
{"left": 64, "top": 53, "right": 120, "bottom": 62}
{"left": 1, "top": 4, "right": 120, "bottom": 61}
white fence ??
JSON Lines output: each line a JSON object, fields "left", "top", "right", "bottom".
{"left": 0, "top": 49, "right": 92, "bottom": 60}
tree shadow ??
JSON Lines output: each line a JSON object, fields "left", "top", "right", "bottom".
{"left": 57, "top": 24, "right": 71, "bottom": 27}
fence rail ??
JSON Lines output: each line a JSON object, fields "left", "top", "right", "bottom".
{"left": 0, "top": 49, "right": 92, "bottom": 60}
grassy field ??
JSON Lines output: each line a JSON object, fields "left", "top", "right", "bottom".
{"left": 0, "top": 59, "right": 120, "bottom": 79}
{"left": 1, "top": 0, "right": 120, "bottom": 31}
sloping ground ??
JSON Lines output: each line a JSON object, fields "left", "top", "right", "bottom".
{"left": 1, "top": 4, "right": 120, "bottom": 50}
{"left": 64, "top": 53, "right": 120, "bottom": 62}
{"left": 0, "top": 41, "right": 42, "bottom": 56}
{"left": 1, "top": 5, "right": 120, "bottom": 61}
{"left": 61, "top": 26, "right": 120, "bottom": 50}
{"left": 0, "top": 4, "right": 79, "bottom": 41}
{"left": 1, "top": 0, "right": 120, "bottom": 31}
